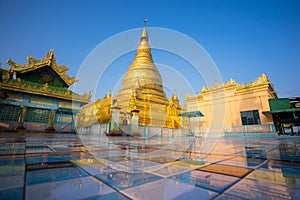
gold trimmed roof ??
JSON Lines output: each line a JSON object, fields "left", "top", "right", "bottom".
{"left": 0, "top": 76, "right": 91, "bottom": 103}
{"left": 186, "top": 73, "right": 277, "bottom": 100}
{"left": 7, "top": 49, "right": 78, "bottom": 87}
{"left": 200, "top": 73, "right": 273, "bottom": 93}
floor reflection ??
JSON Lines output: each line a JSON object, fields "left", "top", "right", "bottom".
{"left": 0, "top": 132, "right": 299, "bottom": 199}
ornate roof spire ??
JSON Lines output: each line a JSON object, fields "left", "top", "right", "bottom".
{"left": 141, "top": 18, "right": 148, "bottom": 38}
{"left": 138, "top": 18, "right": 150, "bottom": 50}
{"left": 7, "top": 50, "right": 78, "bottom": 87}
{"left": 127, "top": 18, "right": 154, "bottom": 69}
{"left": 173, "top": 90, "right": 178, "bottom": 99}
{"left": 107, "top": 90, "right": 111, "bottom": 98}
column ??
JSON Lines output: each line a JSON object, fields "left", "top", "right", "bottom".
{"left": 110, "top": 106, "right": 121, "bottom": 134}
{"left": 14, "top": 105, "right": 27, "bottom": 130}
{"left": 130, "top": 109, "right": 140, "bottom": 136}
{"left": 45, "top": 109, "right": 56, "bottom": 132}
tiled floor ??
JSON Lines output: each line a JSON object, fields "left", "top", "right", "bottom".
{"left": 0, "top": 132, "right": 299, "bottom": 200}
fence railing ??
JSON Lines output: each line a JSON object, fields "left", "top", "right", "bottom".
{"left": 76, "top": 124, "right": 276, "bottom": 137}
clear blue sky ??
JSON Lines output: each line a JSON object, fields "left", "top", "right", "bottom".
{"left": 1, "top": 0, "right": 299, "bottom": 103}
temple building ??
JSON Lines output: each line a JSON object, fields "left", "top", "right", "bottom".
{"left": 0, "top": 50, "right": 91, "bottom": 132}
{"left": 76, "top": 20, "right": 279, "bottom": 134}
{"left": 185, "top": 73, "right": 278, "bottom": 130}
{"left": 77, "top": 20, "right": 182, "bottom": 129}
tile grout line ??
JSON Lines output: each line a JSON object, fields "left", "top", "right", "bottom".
{"left": 211, "top": 158, "right": 270, "bottom": 200}
{"left": 70, "top": 154, "right": 134, "bottom": 200}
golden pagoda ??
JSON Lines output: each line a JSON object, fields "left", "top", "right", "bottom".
{"left": 77, "top": 19, "right": 182, "bottom": 128}
{"left": 116, "top": 19, "right": 172, "bottom": 127}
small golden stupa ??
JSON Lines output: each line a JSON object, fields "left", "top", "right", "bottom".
{"left": 77, "top": 19, "right": 182, "bottom": 128}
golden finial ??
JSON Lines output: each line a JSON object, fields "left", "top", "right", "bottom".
{"left": 138, "top": 18, "right": 150, "bottom": 49}
{"left": 173, "top": 90, "right": 178, "bottom": 100}
{"left": 107, "top": 90, "right": 111, "bottom": 98}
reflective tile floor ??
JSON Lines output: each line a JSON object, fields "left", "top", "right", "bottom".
{"left": 0, "top": 132, "right": 299, "bottom": 200}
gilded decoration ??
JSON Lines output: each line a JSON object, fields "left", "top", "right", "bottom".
{"left": 165, "top": 91, "right": 182, "bottom": 128}
{"left": 76, "top": 90, "right": 112, "bottom": 127}
{"left": 115, "top": 19, "right": 182, "bottom": 127}
{"left": 116, "top": 21, "right": 181, "bottom": 127}
{"left": 1, "top": 52, "right": 91, "bottom": 103}
{"left": 0, "top": 75, "right": 91, "bottom": 103}
{"left": 186, "top": 73, "right": 275, "bottom": 100}
{"left": 77, "top": 20, "right": 183, "bottom": 128}
{"left": 7, "top": 49, "right": 78, "bottom": 87}
{"left": 236, "top": 73, "right": 272, "bottom": 93}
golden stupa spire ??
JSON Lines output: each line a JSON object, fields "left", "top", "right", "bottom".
{"left": 137, "top": 18, "right": 150, "bottom": 50}
{"left": 116, "top": 18, "right": 170, "bottom": 127}
{"left": 141, "top": 18, "right": 148, "bottom": 40}
{"left": 128, "top": 18, "right": 153, "bottom": 70}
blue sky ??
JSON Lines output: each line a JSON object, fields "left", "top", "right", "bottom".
{"left": 0, "top": 0, "right": 299, "bottom": 103}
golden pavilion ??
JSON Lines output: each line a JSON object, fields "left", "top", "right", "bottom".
{"left": 77, "top": 20, "right": 182, "bottom": 128}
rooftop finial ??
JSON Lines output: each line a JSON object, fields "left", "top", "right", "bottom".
{"left": 136, "top": 18, "right": 150, "bottom": 50}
